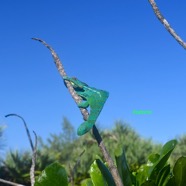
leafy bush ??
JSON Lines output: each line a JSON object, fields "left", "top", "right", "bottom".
{"left": 1, "top": 120, "right": 186, "bottom": 185}
{"left": 35, "top": 139, "right": 186, "bottom": 186}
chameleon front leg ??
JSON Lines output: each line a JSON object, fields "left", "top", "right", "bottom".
{"left": 77, "top": 101, "right": 89, "bottom": 108}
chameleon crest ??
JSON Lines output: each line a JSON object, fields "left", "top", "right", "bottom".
{"left": 64, "top": 76, "right": 109, "bottom": 136}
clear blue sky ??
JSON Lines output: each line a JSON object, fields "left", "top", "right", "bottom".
{"left": 0, "top": 1, "right": 186, "bottom": 152}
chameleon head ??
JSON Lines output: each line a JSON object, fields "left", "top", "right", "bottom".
{"left": 63, "top": 76, "right": 88, "bottom": 89}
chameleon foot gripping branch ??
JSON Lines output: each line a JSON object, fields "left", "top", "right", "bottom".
{"left": 64, "top": 76, "right": 109, "bottom": 136}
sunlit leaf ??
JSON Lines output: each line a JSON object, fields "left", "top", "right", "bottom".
{"left": 149, "top": 140, "right": 177, "bottom": 179}
{"left": 35, "top": 162, "right": 68, "bottom": 186}
{"left": 81, "top": 178, "right": 93, "bottom": 186}
{"left": 90, "top": 160, "right": 107, "bottom": 186}
{"left": 115, "top": 147, "right": 133, "bottom": 186}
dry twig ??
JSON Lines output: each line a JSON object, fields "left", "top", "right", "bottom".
{"left": 0, "top": 178, "right": 25, "bottom": 186}
{"left": 69, "top": 150, "right": 85, "bottom": 186}
{"left": 30, "top": 131, "right": 37, "bottom": 186}
{"left": 5, "top": 114, "right": 34, "bottom": 150}
{"left": 148, "top": 0, "right": 186, "bottom": 49}
{"left": 32, "top": 38, "right": 123, "bottom": 186}
{"left": 5, "top": 114, "right": 37, "bottom": 186}
{"left": 32, "top": 38, "right": 89, "bottom": 120}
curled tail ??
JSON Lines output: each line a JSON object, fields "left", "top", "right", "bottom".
{"left": 77, "top": 108, "right": 103, "bottom": 136}
{"left": 77, "top": 121, "right": 94, "bottom": 136}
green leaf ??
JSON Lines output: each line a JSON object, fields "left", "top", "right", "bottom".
{"left": 173, "top": 156, "right": 186, "bottom": 186}
{"left": 149, "top": 140, "right": 177, "bottom": 179}
{"left": 81, "top": 178, "right": 93, "bottom": 186}
{"left": 141, "top": 180, "right": 156, "bottom": 186}
{"left": 34, "top": 162, "right": 68, "bottom": 186}
{"left": 115, "top": 147, "right": 133, "bottom": 186}
{"left": 135, "top": 140, "right": 177, "bottom": 185}
{"left": 148, "top": 153, "right": 160, "bottom": 164}
{"left": 156, "top": 164, "right": 171, "bottom": 186}
{"left": 160, "top": 140, "right": 177, "bottom": 157}
{"left": 164, "top": 176, "right": 175, "bottom": 186}
{"left": 90, "top": 160, "right": 107, "bottom": 186}
{"left": 135, "top": 164, "right": 150, "bottom": 185}
{"left": 96, "top": 159, "right": 116, "bottom": 186}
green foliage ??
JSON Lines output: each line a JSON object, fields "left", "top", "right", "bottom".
{"left": 115, "top": 148, "right": 133, "bottom": 186}
{"left": 1, "top": 150, "right": 32, "bottom": 184}
{"left": 34, "top": 140, "right": 186, "bottom": 186}
{"left": 81, "top": 178, "right": 93, "bottom": 186}
{"left": 134, "top": 140, "right": 177, "bottom": 185}
{"left": 1, "top": 118, "right": 186, "bottom": 185}
{"left": 38, "top": 117, "right": 76, "bottom": 161}
{"left": 0, "top": 150, "right": 55, "bottom": 185}
{"left": 89, "top": 160, "right": 107, "bottom": 186}
{"left": 39, "top": 118, "right": 161, "bottom": 183}
{"left": 170, "top": 135, "right": 186, "bottom": 164}
{"left": 109, "top": 121, "right": 162, "bottom": 170}
{"left": 85, "top": 139, "right": 185, "bottom": 186}
{"left": 172, "top": 156, "right": 186, "bottom": 185}
{"left": 95, "top": 159, "right": 116, "bottom": 186}
{"left": 35, "top": 162, "right": 68, "bottom": 186}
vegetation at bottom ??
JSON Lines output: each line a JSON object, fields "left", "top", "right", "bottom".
{"left": 0, "top": 119, "right": 186, "bottom": 185}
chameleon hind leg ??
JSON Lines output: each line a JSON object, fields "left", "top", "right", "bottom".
{"left": 77, "top": 121, "right": 94, "bottom": 136}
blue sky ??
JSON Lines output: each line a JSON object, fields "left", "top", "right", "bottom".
{"left": 0, "top": 1, "right": 186, "bottom": 152}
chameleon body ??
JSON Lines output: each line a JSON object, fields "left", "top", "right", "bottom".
{"left": 64, "top": 76, "right": 109, "bottom": 136}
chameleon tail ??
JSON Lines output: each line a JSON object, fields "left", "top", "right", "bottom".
{"left": 77, "top": 107, "right": 102, "bottom": 136}
{"left": 77, "top": 121, "right": 94, "bottom": 136}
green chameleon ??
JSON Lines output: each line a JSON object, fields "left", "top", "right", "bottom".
{"left": 64, "top": 76, "right": 109, "bottom": 136}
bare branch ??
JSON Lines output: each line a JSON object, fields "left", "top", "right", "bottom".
{"left": 30, "top": 131, "right": 37, "bottom": 186}
{"left": 69, "top": 150, "right": 85, "bottom": 185}
{"left": 5, "top": 114, "right": 37, "bottom": 185}
{"left": 33, "top": 38, "right": 123, "bottom": 186}
{"left": 0, "top": 178, "right": 25, "bottom": 186}
{"left": 5, "top": 114, "right": 34, "bottom": 151}
{"left": 148, "top": 0, "right": 186, "bottom": 49}
{"left": 32, "top": 38, "right": 89, "bottom": 120}
{"left": 93, "top": 125, "right": 123, "bottom": 186}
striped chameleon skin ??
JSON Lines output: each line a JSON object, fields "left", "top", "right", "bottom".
{"left": 64, "top": 76, "right": 109, "bottom": 136}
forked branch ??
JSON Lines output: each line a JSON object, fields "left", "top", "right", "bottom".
{"left": 5, "top": 114, "right": 37, "bottom": 186}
